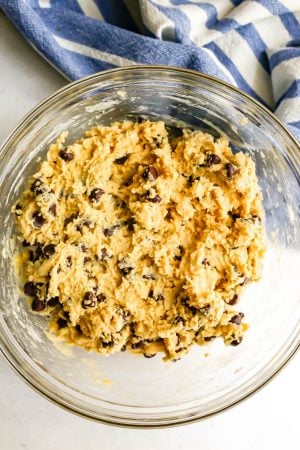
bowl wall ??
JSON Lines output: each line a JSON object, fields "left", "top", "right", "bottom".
{"left": 0, "top": 67, "right": 299, "bottom": 426}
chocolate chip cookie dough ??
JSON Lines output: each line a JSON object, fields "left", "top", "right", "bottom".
{"left": 13, "top": 121, "right": 265, "bottom": 361}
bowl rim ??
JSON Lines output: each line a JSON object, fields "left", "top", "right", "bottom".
{"left": 0, "top": 65, "right": 299, "bottom": 428}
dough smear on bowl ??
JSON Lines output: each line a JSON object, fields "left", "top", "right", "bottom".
{"left": 13, "top": 120, "right": 265, "bottom": 361}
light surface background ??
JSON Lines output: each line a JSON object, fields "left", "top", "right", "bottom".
{"left": 0, "top": 12, "right": 299, "bottom": 450}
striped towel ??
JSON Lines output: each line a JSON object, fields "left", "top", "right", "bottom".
{"left": 1, "top": 0, "right": 299, "bottom": 140}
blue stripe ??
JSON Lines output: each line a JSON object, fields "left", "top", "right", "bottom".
{"left": 288, "top": 120, "right": 300, "bottom": 127}
{"left": 48, "top": 0, "right": 83, "bottom": 14}
{"left": 236, "top": 24, "right": 270, "bottom": 73}
{"left": 269, "top": 48, "right": 300, "bottom": 70}
{"left": 205, "top": 42, "right": 265, "bottom": 104}
{"left": 279, "top": 13, "right": 300, "bottom": 39}
{"left": 94, "top": 0, "right": 138, "bottom": 32}
{"left": 1, "top": 0, "right": 299, "bottom": 142}
{"left": 276, "top": 79, "right": 300, "bottom": 107}
{"left": 34, "top": 5, "right": 233, "bottom": 82}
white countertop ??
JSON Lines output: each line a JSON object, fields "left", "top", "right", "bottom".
{"left": 0, "top": 12, "right": 299, "bottom": 450}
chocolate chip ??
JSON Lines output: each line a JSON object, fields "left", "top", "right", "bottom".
{"left": 125, "top": 217, "right": 136, "bottom": 231}
{"left": 34, "top": 244, "right": 44, "bottom": 261}
{"left": 230, "top": 314, "right": 242, "bottom": 325}
{"left": 229, "top": 212, "right": 240, "bottom": 220}
{"left": 121, "top": 344, "right": 127, "bottom": 352}
{"left": 173, "top": 316, "right": 185, "bottom": 325}
{"left": 123, "top": 178, "right": 133, "bottom": 187}
{"left": 57, "top": 318, "right": 68, "bottom": 329}
{"left": 231, "top": 337, "right": 242, "bottom": 346}
{"left": 186, "top": 175, "right": 193, "bottom": 187}
{"left": 147, "top": 192, "right": 162, "bottom": 203}
{"left": 131, "top": 342, "right": 142, "bottom": 349}
{"left": 199, "top": 305, "right": 211, "bottom": 314}
{"left": 144, "top": 353, "right": 156, "bottom": 358}
{"left": 66, "top": 256, "right": 72, "bottom": 267}
{"left": 204, "top": 336, "right": 216, "bottom": 342}
{"left": 148, "top": 289, "right": 154, "bottom": 298}
{"left": 114, "top": 155, "right": 129, "bottom": 165}
{"left": 96, "top": 293, "right": 106, "bottom": 303}
{"left": 182, "top": 297, "right": 197, "bottom": 315}
{"left": 83, "top": 256, "right": 91, "bottom": 264}
{"left": 49, "top": 203, "right": 57, "bottom": 217}
{"left": 22, "top": 240, "right": 30, "bottom": 247}
{"left": 59, "top": 149, "right": 74, "bottom": 161}
{"left": 30, "top": 179, "right": 45, "bottom": 195}
{"left": 206, "top": 154, "right": 221, "bottom": 165}
{"left": 142, "top": 274, "right": 156, "bottom": 280}
{"left": 226, "top": 163, "right": 238, "bottom": 179}
{"left": 166, "top": 210, "right": 172, "bottom": 220}
{"left": 63, "top": 310, "right": 70, "bottom": 320}
{"left": 24, "top": 282, "right": 37, "bottom": 297}
{"left": 47, "top": 296, "right": 60, "bottom": 307}
{"left": 240, "top": 277, "right": 249, "bottom": 286}
{"left": 252, "top": 214, "right": 262, "bottom": 223}
{"left": 202, "top": 258, "right": 210, "bottom": 266}
{"left": 228, "top": 294, "right": 238, "bottom": 305}
{"left": 89, "top": 188, "right": 105, "bottom": 203}
{"left": 82, "top": 292, "right": 96, "bottom": 309}
{"left": 31, "top": 298, "right": 46, "bottom": 312}
{"left": 43, "top": 244, "right": 56, "bottom": 258}
{"left": 15, "top": 203, "right": 22, "bottom": 211}
{"left": 156, "top": 294, "right": 164, "bottom": 301}
{"left": 100, "top": 247, "right": 109, "bottom": 261}
{"left": 142, "top": 166, "right": 158, "bottom": 181}
{"left": 32, "top": 211, "right": 46, "bottom": 228}
{"left": 120, "top": 266, "right": 133, "bottom": 276}
{"left": 64, "top": 214, "right": 78, "bottom": 227}
{"left": 103, "top": 225, "right": 118, "bottom": 237}
{"left": 174, "top": 245, "right": 184, "bottom": 261}
{"left": 75, "top": 324, "right": 82, "bottom": 333}
{"left": 82, "top": 219, "right": 93, "bottom": 228}
{"left": 102, "top": 340, "right": 114, "bottom": 348}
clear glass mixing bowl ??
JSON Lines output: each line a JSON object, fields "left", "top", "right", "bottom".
{"left": 0, "top": 67, "right": 299, "bottom": 427}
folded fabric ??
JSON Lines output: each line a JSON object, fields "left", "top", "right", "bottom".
{"left": 1, "top": 0, "right": 299, "bottom": 140}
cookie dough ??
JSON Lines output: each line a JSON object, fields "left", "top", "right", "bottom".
{"left": 13, "top": 121, "right": 265, "bottom": 361}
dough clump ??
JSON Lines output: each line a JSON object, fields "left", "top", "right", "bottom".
{"left": 14, "top": 121, "right": 265, "bottom": 361}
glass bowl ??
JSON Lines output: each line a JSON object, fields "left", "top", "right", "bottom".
{"left": 0, "top": 66, "right": 299, "bottom": 428}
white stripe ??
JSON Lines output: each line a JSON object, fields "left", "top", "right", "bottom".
{"left": 227, "top": 1, "right": 272, "bottom": 25}
{"left": 54, "top": 36, "right": 138, "bottom": 67}
{"left": 150, "top": 0, "right": 223, "bottom": 46}
{"left": 38, "top": 0, "right": 51, "bottom": 8}
{"left": 271, "top": 57, "right": 300, "bottom": 102}
{"left": 254, "top": 15, "right": 291, "bottom": 48}
{"left": 77, "top": 0, "right": 104, "bottom": 21}
{"left": 215, "top": 30, "right": 274, "bottom": 106}
{"left": 201, "top": 48, "right": 237, "bottom": 86}
{"left": 140, "top": 0, "right": 176, "bottom": 40}
{"left": 282, "top": 0, "right": 300, "bottom": 11}
{"left": 178, "top": 4, "right": 223, "bottom": 46}
{"left": 276, "top": 97, "right": 300, "bottom": 123}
